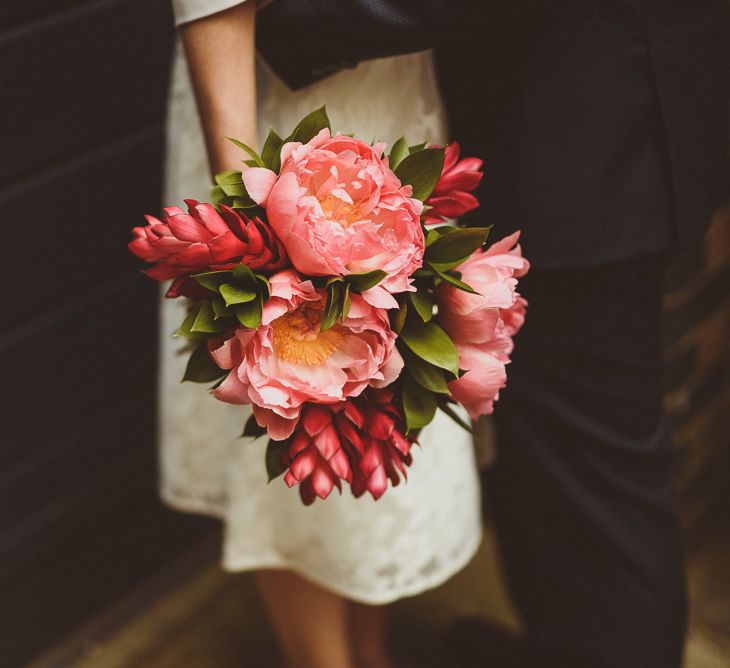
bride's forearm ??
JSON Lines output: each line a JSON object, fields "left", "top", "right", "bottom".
{"left": 179, "top": 1, "right": 257, "bottom": 175}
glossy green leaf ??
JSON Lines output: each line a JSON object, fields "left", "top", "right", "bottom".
{"left": 399, "top": 316, "right": 460, "bottom": 376}
{"left": 261, "top": 126, "right": 284, "bottom": 173}
{"left": 424, "top": 226, "right": 491, "bottom": 266}
{"left": 219, "top": 182, "right": 249, "bottom": 198}
{"left": 388, "top": 136, "right": 409, "bottom": 170}
{"left": 174, "top": 305, "right": 207, "bottom": 339}
{"left": 183, "top": 341, "right": 226, "bottom": 383}
{"left": 402, "top": 376, "right": 438, "bottom": 431}
{"left": 408, "top": 142, "right": 427, "bottom": 154}
{"left": 211, "top": 298, "right": 233, "bottom": 319}
{"left": 192, "top": 270, "right": 233, "bottom": 293}
{"left": 394, "top": 147, "right": 445, "bottom": 201}
{"left": 235, "top": 293, "right": 263, "bottom": 329}
{"left": 232, "top": 263, "right": 258, "bottom": 287}
{"left": 342, "top": 284, "right": 351, "bottom": 321}
{"left": 320, "top": 283, "right": 343, "bottom": 332}
{"left": 408, "top": 290, "right": 434, "bottom": 322}
{"left": 225, "top": 137, "right": 265, "bottom": 167}
{"left": 345, "top": 269, "right": 387, "bottom": 292}
{"left": 214, "top": 169, "right": 244, "bottom": 185}
{"left": 391, "top": 299, "right": 408, "bottom": 334}
{"left": 427, "top": 263, "right": 479, "bottom": 294}
{"left": 286, "top": 106, "right": 331, "bottom": 145}
{"left": 220, "top": 282, "right": 257, "bottom": 306}
{"left": 401, "top": 346, "right": 450, "bottom": 394}
{"left": 191, "top": 301, "right": 225, "bottom": 333}
{"left": 265, "top": 439, "right": 289, "bottom": 481}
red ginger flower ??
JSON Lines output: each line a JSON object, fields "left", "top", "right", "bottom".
{"left": 282, "top": 389, "right": 415, "bottom": 505}
{"left": 350, "top": 389, "right": 414, "bottom": 501}
{"left": 424, "top": 142, "right": 483, "bottom": 224}
{"left": 128, "top": 199, "right": 288, "bottom": 283}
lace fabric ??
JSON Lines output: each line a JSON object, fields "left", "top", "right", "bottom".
{"left": 159, "top": 42, "right": 482, "bottom": 604}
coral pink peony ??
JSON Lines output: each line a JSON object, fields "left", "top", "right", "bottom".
{"left": 209, "top": 270, "right": 403, "bottom": 440}
{"left": 437, "top": 232, "right": 529, "bottom": 419}
{"left": 128, "top": 199, "right": 288, "bottom": 281}
{"left": 243, "top": 129, "right": 424, "bottom": 299}
{"left": 425, "top": 142, "right": 483, "bottom": 224}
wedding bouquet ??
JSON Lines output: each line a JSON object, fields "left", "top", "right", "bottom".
{"left": 129, "top": 107, "right": 528, "bottom": 505}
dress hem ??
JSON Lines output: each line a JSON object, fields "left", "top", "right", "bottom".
{"left": 160, "top": 487, "right": 484, "bottom": 606}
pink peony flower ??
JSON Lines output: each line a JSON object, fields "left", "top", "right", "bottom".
{"left": 424, "top": 142, "right": 483, "bottom": 224}
{"left": 128, "top": 199, "right": 288, "bottom": 281}
{"left": 242, "top": 129, "right": 425, "bottom": 299}
{"left": 437, "top": 231, "right": 529, "bottom": 420}
{"left": 209, "top": 269, "right": 403, "bottom": 440}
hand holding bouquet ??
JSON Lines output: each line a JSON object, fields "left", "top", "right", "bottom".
{"left": 129, "top": 107, "right": 528, "bottom": 505}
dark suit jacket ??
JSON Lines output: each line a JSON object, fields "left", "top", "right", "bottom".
{"left": 258, "top": 0, "right": 729, "bottom": 266}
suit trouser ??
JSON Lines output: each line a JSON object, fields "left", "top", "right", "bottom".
{"left": 486, "top": 254, "right": 687, "bottom": 668}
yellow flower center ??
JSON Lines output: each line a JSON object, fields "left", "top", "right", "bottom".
{"left": 271, "top": 302, "right": 344, "bottom": 366}
{"left": 320, "top": 193, "right": 361, "bottom": 228}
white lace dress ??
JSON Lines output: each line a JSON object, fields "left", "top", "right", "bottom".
{"left": 160, "top": 21, "right": 482, "bottom": 604}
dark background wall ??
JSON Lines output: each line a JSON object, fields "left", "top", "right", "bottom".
{"left": 0, "top": 2, "right": 211, "bottom": 665}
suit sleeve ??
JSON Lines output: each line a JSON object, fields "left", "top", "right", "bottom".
{"left": 171, "top": 0, "right": 248, "bottom": 25}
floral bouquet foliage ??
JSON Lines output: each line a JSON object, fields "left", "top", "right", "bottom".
{"left": 129, "top": 107, "right": 529, "bottom": 504}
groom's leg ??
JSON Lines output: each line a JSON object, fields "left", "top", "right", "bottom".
{"left": 487, "top": 254, "right": 687, "bottom": 668}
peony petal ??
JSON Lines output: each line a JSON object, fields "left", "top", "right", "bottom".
{"left": 242, "top": 167, "right": 278, "bottom": 206}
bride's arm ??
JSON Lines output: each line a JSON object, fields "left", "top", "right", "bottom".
{"left": 178, "top": 1, "right": 257, "bottom": 175}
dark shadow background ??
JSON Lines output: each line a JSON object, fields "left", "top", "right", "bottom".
{"left": 0, "top": 2, "right": 210, "bottom": 665}
{"left": 1, "top": 1, "right": 729, "bottom": 667}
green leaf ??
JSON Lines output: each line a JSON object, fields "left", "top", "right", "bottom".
{"left": 345, "top": 269, "right": 387, "bottom": 292}
{"left": 232, "top": 263, "right": 258, "bottom": 287}
{"left": 191, "top": 301, "right": 225, "bottom": 333}
{"left": 214, "top": 169, "right": 244, "bottom": 185}
{"left": 388, "top": 136, "right": 409, "bottom": 170}
{"left": 235, "top": 293, "right": 263, "bottom": 329}
{"left": 286, "top": 106, "right": 331, "bottom": 145}
{"left": 212, "top": 297, "right": 233, "bottom": 319}
{"left": 342, "top": 284, "right": 351, "bottom": 321}
{"left": 261, "top": 126, "right": 284, "bottom": 172}
{"left": 320, "top": 283, "right": 343, "bottom": 332}
{"left": 438, "top": 401, "right": 474, "bottom": 433}
{"left": 225, "top": 137, "right": 265, "bottom": 167}
{"left": 265, "top": 439, "right": 289, "bottom": 481}
{"left": 399, "top": 316, "right": 460, "bottom": 376}
{"left": 427, "top": 263, "right": 479, "bottom": 294}
{"left": 424, "top": 226, "right": 491, "bottom": 266}
{"left": 401, "top": 346, "right": 450, "bottom": 394}
{"left": 390, "top": 299, "right": 408, "bottom": 334}
{"left": 408, "top": 142, "right": 427, "bottom": 153}
{"left": 242, "top": 414, "right": 267, "bottom": 438}
{"left": 425, "top": 225, "right": 458, "bottom": 247}
{"left": 219, "top": 282, "right": 257, "bottom": 306}
{"left": 394, "top": 147, "right": 445, "bottom": 201}
{"left": 402, "top": 376, "right": 438, "bottom": 431}
{"left": 219, "top": 182, "right": 249, "bottom": 198}
{"left": 174, "top": 305, "right": 207, "bottom": 339}
{"left": 183, "top": 341, "right": 226, "bottom": 383}
{"left": 408, "top": 290, "right": 434, "bottom": 322}
{"left": 193, "top": 270, "right": 233, "bottom": 293}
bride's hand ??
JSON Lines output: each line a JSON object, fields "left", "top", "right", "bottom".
{"left": 179, "top": 2, "right": 258, "bottom": 176}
